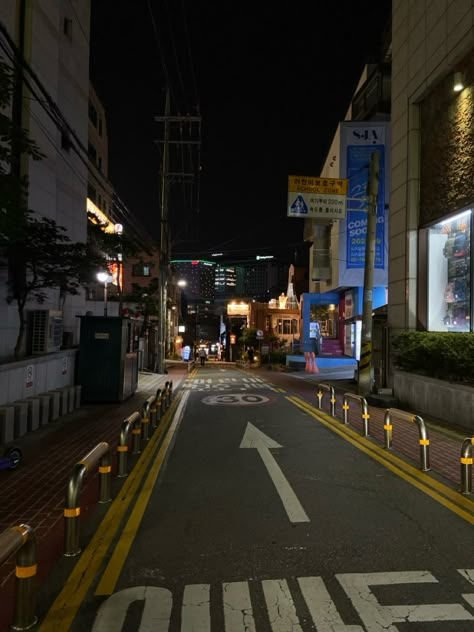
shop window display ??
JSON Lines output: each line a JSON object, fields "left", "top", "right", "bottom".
{"left": 428, "top": 209, "right": 471, "bottom": 332}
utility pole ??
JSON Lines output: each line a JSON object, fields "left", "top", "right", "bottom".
{"left": 357, "top": 151, "right": 380, "bottom": 396}
{"left": 154, "top": 97, "right": 201, "bottom": 373}
{"left": 156, "top": 87, "right": 171, "bottom": 374}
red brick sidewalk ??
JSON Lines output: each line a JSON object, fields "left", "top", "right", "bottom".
{"left": 0, "top": 366, "right": 187, "bottom": 630}
{"left": 250, "top": 367, "right": 468, "bottom": 489}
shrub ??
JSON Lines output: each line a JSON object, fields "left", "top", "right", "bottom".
{"left": 392, "top": 331, "right": 474, "bottom": 383}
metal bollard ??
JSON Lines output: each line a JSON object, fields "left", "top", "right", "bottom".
{"left": 342, "top": 392, "right": 370, "bottom": 436}
{"left": 141, "top": 400, "right": 151, "bottom": 441}
{"left": 166, "top": 380, "right": 173, "bottom": 405}
{"left": 117, "top": 412, "right": 142, "bottom": 477}
{"left": 64, "top": 442, "right": 111, "bottom": 557}
{"left": 154, "top": 388, "right": 162, "bottom": 425}
{"left": 315, "top": 383, "right": 336, "bottom": 417}
{"left": 460, "top": 437, "right": 474, "bottom": 494}
{"left": 0, "top": 524, "right": 37, "bottom": 631}
{"left": 383, "top": 408, "right": 430, "bottom": 472}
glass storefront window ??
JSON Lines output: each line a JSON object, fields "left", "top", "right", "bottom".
{"left": 428, "top": 209, "right": 471, "bottom": 332}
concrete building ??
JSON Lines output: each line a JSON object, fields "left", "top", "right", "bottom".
{"left": 388, "top": 1, "right": 474, "bottom": 424}
{"left": 0, "top": 1, "right": 91, "bottom": 359}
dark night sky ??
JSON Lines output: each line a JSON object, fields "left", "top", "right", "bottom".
{"left": 90, "top": 1, "right": 392, "bottom": 263}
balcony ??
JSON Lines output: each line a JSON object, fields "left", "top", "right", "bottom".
{"left": 351, "top": 63, "right": 391, "bottom": 121}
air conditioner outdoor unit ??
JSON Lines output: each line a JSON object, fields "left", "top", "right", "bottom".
{"left": 30, "top": 310, "right": 63, "bottom": 354}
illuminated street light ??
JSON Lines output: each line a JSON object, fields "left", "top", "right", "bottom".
{"left": 97, "top": 271, "right": 109, "bottom": 316}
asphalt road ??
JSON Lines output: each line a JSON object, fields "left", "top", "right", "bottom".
{"left": 40, "top": 365, "right": 474, "bottom": 631}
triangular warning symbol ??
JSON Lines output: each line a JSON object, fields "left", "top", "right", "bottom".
{"left": 290, "top": 195, "right": 308, "bottom": 214}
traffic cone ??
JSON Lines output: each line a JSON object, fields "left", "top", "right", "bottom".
{"left": 310, "top": 352, "right": 319, "bottom": 374}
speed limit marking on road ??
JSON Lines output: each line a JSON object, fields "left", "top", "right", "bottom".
{"left": 202, "top": 394, "right": 270, "bottom": 406}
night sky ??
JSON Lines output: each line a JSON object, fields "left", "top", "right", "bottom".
{"left": 90, "top": 1, "right": 392, "bottom": 263}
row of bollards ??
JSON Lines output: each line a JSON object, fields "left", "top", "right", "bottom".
{"left": 315, "top": 382, "right": 473, "bottom": 493}
{"left": 0, "top": 380, "right": 174, "bottom": 630}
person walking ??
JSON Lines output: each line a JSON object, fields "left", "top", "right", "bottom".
{"left": 199, "top": 348, "right": 207, "bottom": 366}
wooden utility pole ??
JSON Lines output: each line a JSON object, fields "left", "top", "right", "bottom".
{"left": 357, "top": 151, "right": 380, "bottom": 396}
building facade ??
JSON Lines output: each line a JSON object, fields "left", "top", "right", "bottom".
{"left": 0, "top": 1, "right": 91, "bottom": 359}
{"left": 389, "top": 0, "right": 474, "bottom": 349}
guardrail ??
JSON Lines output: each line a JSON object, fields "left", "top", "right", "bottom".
{"left": 383, "top": 408, "right": 430, "bottom": 472}
{"left": 0, "top": 524, "right": 37, "bottom": 631}
{"left": 64, "top": 442, "right": 111, "bottom": 557}
{"left": 460, "top": 437, "right": 474, "bottom": 495}
{"left": 315, "top": 383, "right": 336, "bottom": 417}
{"left": 342, "top": 392, "right": 370, "bottom": 437}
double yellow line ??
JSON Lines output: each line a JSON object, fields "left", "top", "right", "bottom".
{"left": 39, "top": 391, "right": 188, "bottom": 631}
{"left": 287, "top": 395, "right": 474, "bottom": 525}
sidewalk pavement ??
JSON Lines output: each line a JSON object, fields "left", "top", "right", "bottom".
{"left": 0, "top": 366, "right": 187, "bottom": 603}
{"left": 248, "top": 365, "right": 470, "bottom": 492}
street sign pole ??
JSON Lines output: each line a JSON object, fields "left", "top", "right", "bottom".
{"left": 357, "top": 151, "right": 380, "bottom": 396}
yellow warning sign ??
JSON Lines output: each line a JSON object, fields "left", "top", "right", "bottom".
{"left": 288, "top": 175, "right": 348, "bottom": 196}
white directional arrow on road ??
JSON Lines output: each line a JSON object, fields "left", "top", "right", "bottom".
{"left": 240, "top": 422, "right": 309, "bottom": 523}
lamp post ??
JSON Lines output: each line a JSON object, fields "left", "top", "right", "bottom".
{"left": 97, "top": 272, "right": 109, "bottom": 317}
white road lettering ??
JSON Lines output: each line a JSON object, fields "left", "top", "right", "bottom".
{"left": 337, "top": 571, "right": 474, "bottom": 631}
{"left": 240, "top": 422, "right": 309, "bottom": 523}
{"left": 181, "top": 584, "right": 210, "bottom": 631}
{"left": 262, "top": 579, "right": 302, "bottom": 631}
{"left": 298, "top": 576, "right": 363, "bottom": 631}
{"left": 458, "top": 569, "right": 474, "bottom": 608}
{"left": 223, "top": 581, "right": 256, "bottom": 631}
{"left": 91, "top": 586, "right": 172, "bottom": 632}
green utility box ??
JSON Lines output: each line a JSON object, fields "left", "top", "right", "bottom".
{"left": 77, "top": 316, "right": 139, "bottom": 402}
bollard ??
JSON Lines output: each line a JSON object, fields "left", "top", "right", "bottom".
{"left": 154, "top": 388, "right": 162, "bottom": 425}
{"left": 64, "top": 442, "right": 111, "bottom": 556}
{"left": 342, "top": 392, "right": 370, "bottom": 436}
{"left": 0, "top": 524, "right": 37, "bottom": 631}
{"left": 315, "top": 383, "right": 336, "bottom": 417}
{"left": 383, "top": 408, "right": 430, "bottom": 472}
{"left": 460, "top": 437, "right": 474, "bottom": 495}
{"left": 117, "top": 412, "right": 142, "bottom": 478}
{"left": 141, "top": 400, "right": 151, "bottom": 441}
{"left": 166, "top": 380, "right": 173, "bottom": 406}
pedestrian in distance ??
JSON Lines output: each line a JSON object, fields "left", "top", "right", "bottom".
{"left": 199, "top": 348, "right": 207, "bottom": 366}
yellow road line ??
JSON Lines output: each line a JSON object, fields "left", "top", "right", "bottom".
{"left": 38, "top": 394, "right": 182, "bottom": 631}
{"left": 287, "top": 395, "right": 474, "bottom": 524}
{"left": 95, "top": 391, "right": 189, "bottom": 595}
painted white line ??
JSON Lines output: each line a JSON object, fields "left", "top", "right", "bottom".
{"left": 298, "top": 576, "right": 363, "bottom": 631}
{"left": 91, "top": 586, "right": 172, "bottom": 632}
{"left": 262, "top": 579, "right": 302, "bottom": 631}
{"left": 181, "top": 584, "right": 210, "bottom": 631}
{"left": 240, "top": 423, "right": 309, "bottom": 523}
{"left": 223, "top": 581, "right": 256, "bottom": 631}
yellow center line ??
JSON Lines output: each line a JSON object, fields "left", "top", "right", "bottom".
{"left": 287, "top": 395, "right": 474, "bottom": 524}
{"left": 95, "top": 392, "right": 189, "bottom": 595}
{"left": 38, "top": 393, "right": 184, "bottom": 632}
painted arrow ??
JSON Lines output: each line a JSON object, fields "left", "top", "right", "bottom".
{"left": 240, "top": 422, "right": 309, "bottom": 523}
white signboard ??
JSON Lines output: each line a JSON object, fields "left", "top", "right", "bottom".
{"left": 288, "top": 176, "right": 347, "bottom": 220}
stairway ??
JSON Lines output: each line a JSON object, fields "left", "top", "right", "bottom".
{"left": 320, "top": 337, "right": 344, "bottom": 357}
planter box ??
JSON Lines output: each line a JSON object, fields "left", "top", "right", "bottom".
{"left": 394, "top": 369, "right": 474, "bottom": 433}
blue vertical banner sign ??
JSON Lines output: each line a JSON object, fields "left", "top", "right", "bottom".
{"left": 338, "top": 122, "right": 389, "bottom": 287}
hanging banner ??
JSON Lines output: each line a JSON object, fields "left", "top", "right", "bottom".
{"left": 338, "top": 122, "right": 390, "bottom": 288}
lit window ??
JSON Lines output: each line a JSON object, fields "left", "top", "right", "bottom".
{"left": 427, "top": 209, "right": 471, "bottom": 332}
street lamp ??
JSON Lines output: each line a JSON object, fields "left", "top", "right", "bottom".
{"left": 97, "top": 272, "right": 109, "bottom": 316}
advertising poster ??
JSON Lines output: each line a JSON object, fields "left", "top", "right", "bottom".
{"left": 338, "top": 122, "right": 389, "bottom": 288}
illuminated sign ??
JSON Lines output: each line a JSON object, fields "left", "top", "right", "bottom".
{"left": 230, "top": 334, "right": 236, "bottom": 344}
{"left": 86, "top": 199, "right": 116, "bottom": 233}
{"left": 227, "top": 302, "right": 249, "bottom": 317}
{"left": 256, "top": 255, "right": 274, "bottom": 260}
